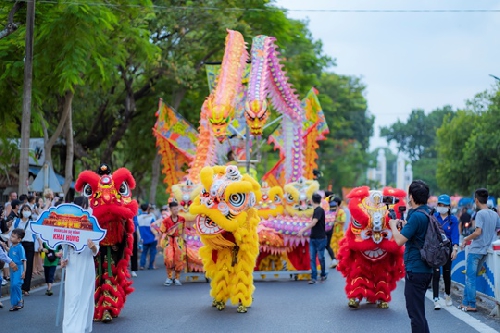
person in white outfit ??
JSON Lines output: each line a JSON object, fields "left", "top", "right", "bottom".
{"left": 61, "top": 238, "right": 99, "bottom": 333}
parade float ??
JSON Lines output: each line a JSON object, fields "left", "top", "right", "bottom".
{"left": 153, "top": 29, "right": 331, "bottom": 281}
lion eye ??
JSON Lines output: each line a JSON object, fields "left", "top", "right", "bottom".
{"left": 119, "top": 182, "right": 130, "bottom": 196}
{"left": 83, "top": 184, "right": 93, "bottom": 197}
{"left": 229, "top": 193, "right": 246, "bottom": 208}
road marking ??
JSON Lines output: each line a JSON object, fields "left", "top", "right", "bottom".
{"left": 425, "top": 291, "right": 498, "bottom": 333}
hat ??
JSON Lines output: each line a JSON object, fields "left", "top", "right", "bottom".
{"left": 437, "top": 194, "right": 451, "bottom": 206}
{"left": 161, "top": 205, "right": 169, "bottom": 211}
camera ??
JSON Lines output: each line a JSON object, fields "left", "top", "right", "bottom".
{"left": 382, "top": 196, "right": 400, "bottom": 205}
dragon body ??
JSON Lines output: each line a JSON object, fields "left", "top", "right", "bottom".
{"left": 337, "top": 186, "right": 406, "bottom": 309}
{"left": 74, "top": 165, "right": 138, "bottom": 322}
{"left": 190, "top": 165, "right": 260, "bottom": 313}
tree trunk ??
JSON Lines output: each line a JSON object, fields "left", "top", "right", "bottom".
{"left": 18, "top": 0, "right": 35, "bottom": 196}
{"left": 62, "top": 101, "right": 74, "bottom": 197}
{"left": 44, "top": 91, "right": 74, "bottom": 165}
{"left": 0, "top": 1, "right": 23, "bottom": 40}
{"left": 149, "top": 152, "right": 161, "bottom": 204}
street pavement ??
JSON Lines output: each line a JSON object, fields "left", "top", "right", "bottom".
{"left": 1, "top": 259, "right": 500, "bottom": 333}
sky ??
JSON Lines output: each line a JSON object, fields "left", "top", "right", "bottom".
{"left": 275, "top": 0, "right": 500, "bottom": 151}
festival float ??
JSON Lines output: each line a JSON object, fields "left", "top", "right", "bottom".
{"left": 153, "top": 29, "right": 331, "bottom": 281}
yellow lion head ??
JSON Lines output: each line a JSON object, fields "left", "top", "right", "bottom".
{"left": 190, "top": 165, "right": 261, "bottom": 245}
{"left": 256, "top": 182, "right": 284, "bottom": 219}
{"left": 171, "top": 179, "right": 203, "bottom": 223}
{"left": 283, "top": 178, "right": 320, "bottom": 218}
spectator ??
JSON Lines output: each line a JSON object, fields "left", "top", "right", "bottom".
{"left": 8, "top": 228, "right": 26, "bottom": 311}
{"left": 459, "top": 188, "right": 500, "bottom": 312}
{"left": 42, "top": 243, "right": 62, "bottom": 296}
{"left": 18, "top": 194, "right": 28, "bottom": 205}
{"left": 137, "top": 203, "right": 158, "bottom": 270}
{"left": 298, "top": 193, "right": 327, "bottom": 284}
{"left": 459, "top": 207, "right": 472, "bottom": 238}
{"left": 432, "top": 194, "right": 460, "bottom": 309}
{"left": 3, "top": 191, "right": 18, "bottom": 218}
{"left": 160, "top": 201, "right": 186, "bottom": 286}
{"left": 324, "top": 191, "right": 335, "bottom": 265}
{"left": 0, "top": 242, "right": 18, "bottom": 308}
{"left": 389, "top": 180, "right": 433, "bottom": 333}
{"left": 6, "top": 199, "right": 21, "bottom": 224}
{"left": 14, "top": 204, "right": 43, "bottom": 296}
{"left": 130, "top": 214, "right": 139, "bottom": 277}
{"left": 328, "top": 196, "right": 346, "bottom": 269}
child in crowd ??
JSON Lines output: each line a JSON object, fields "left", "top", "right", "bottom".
{"left": 8, "top": 228, "right": 26, "bottom": 311}
{"left": 42, "top": 243, "right": 62, "bottom": 296}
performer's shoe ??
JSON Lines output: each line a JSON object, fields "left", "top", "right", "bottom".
{"left": 174, "top": 279, "right": 182, "bottom": 286}
{"left": 164, "top": 278, "right": 173, "bottom": 286}
{"left": 131, "top": 271, "right": 137, "bottom": 277}
{"left": 215, "top": 301, "right": 225, "bottom": 311}
{"left": 377, "top": 301, "right": 389, "bottom": 309}
{"left": 329, "top": 259, "right": 338, "bottom": 268}
{"left": 348, "top": 298, "right": 360, "bottom": 309}
{"left": 237, "top": 304, "right": 248, "bottom": 313}
{"left": 102, "top": 310, "right": 113, "bottom": 323}
{"left": 212, "top": 299, "right": 217, "bottom": 307}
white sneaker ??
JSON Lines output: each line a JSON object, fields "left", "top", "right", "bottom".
{"left": 445, "top": 294, "right": 452, "bottom": 307}
{"left": 174, "top": 279, "right": 182, "bottom": 286}
{"left": 131, "top": 271, "right": 137, "bottom": 277}
{"left": 434, "top": 299, "right": 441, "bottom": 310}
{"left": 330, "top": 259, "right": 338, "bottom": 268}
{"left": 1, "top": 279, "right": 7, "bottom": 286}
{"left": 164, "top": 278, "right": 173, "bottom": 286}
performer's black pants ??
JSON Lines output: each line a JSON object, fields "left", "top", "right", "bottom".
{"left": 325, "top": 232, "right": 334, "bottom": 260}
{"left": 21, "top": 241, "right": 35, "bottom": 292}
{"left": 405, "top": 271, "right": 432, "bottom": 333}
{"left": 131, "top": 231, "right": 138, "bottom": 271}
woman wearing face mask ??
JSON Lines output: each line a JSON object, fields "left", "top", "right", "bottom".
{"left": 13, "top": 204, "right": 43, "bottom": 296}
{"left": 431, "top": 194, "right": 460, "bottom": 310}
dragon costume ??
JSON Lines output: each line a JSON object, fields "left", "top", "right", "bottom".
{"left": 74, "top": 164, "right": 138, "bottom": 322}
{"left": 190, "top": 165, "right": 260, "bottom": 313}
{"left": 336, "top": 186, "right": 406, "bottom": 309}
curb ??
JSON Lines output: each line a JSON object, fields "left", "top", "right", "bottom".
{"left": 1, "top": 267, "right": 62, "bottom": 297}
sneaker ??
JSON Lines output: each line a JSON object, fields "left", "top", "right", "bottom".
{"left": 434, "top": 299, "right": 441, "bottom": 310}
{"left": 308, "top": 280, "right": 317, "bottom": 284}
{"left": 330, "top": 259, "right": 338, "bottom": 268}
{"left": 320, "top": 276, "right": 327, "bottom": 282}
{"left": 174, "top": 279, "right": 182, "bottom": 286}
{"left": 445, "top": 294, "right": 452, "bottom": 307}
{"left": 131, "top": 271, "right": 137, "bottom": 277}
{"left": 164, "top": 278, "right": 173, "bottom": 286}
{"left": 1, "top": 279, "right": 7, "bottom": 286}
{"left": 45, "top": 290, "right": 53, "bottom": 296}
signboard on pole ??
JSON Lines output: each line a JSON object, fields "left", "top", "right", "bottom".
{"left": 31, "top": 203, "right": 106, "bottom": 253}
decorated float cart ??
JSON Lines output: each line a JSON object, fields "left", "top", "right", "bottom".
{"left": 153, "top": 29, "right": 334, "bottom": 282}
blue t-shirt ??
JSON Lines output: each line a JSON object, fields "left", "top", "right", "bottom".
{"left": 8, "top": 243, "right": 26, "bottom": 266}
{"left": 434, "top": 212, "right": 460, "bottom": 246}
{"left": 136, "top": 213, "right": 156, "bottom": 244}
{"left": 400, "top": 205, "right": 432, "bottom": 273}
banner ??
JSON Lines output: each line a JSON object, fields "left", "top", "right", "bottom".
{"left": 31, "top": 203, "right": 106, "bottom": 253}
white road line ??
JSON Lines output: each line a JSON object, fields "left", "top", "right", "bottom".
{"left": 425, "top": 290, "right": 498, "bottom": 333}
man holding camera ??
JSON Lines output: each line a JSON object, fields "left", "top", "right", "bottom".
{"left": 389, "top": 180, "right": 433, "bottom": 333}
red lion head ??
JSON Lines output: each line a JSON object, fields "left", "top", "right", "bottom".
{"left": 345, "top": 186, "right": 406, "bottom": 261}
{"left": 75, "top": 164, "right": 138, "bottom": 245}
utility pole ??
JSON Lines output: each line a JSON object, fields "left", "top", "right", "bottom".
{"left": 18, "top": 0, "right": 36, "bottom": 195}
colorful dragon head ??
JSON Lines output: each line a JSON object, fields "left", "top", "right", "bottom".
{"left": 190, "top": 165, "right": 260, "bottom": 239}
{"left": 244, "top": 100, "right": 269, "bottom": 136}
{"left": 75, "top": 164, "right": 138, "bottom": 245}
{"left": 207, "top": 98, "right": 233, "bottom": 142}
{"left": 283, "top": 178, "right": 320, "bottom": 218}
{"left": 171, "top": 179, "right": 203, "bottom": 223}
{"left": 346, "top": 186, "right": 406, "bottom": 261}
{"left": 255, "top": 182, "right": 284, "bottom": 219}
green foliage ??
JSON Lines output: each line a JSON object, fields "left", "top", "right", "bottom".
{"left": 437, "top": 87, "right": 500, "bottom": 195}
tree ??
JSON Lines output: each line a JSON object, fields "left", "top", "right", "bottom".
{"left": 437, "top": 87, "right": 500, "bottom": 194}
{"left": 380, "top": 106, "right": 456, "bottom": 193}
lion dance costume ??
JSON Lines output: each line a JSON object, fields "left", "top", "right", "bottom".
{"left": 190, "top": 165, "right": 260, "bottom": 313}
{"left": 337, "top": 186, "right": 406, "bottom": 309}
{"left": 75, "top": 164, "right": 138, "bottom": 322}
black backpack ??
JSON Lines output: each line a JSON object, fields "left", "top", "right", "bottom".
{"left": 414, "top": 210, "right": 451, "bottom": 268}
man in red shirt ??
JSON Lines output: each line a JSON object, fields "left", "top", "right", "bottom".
{"left": 160, "top": 201, "right": 186, "bottom": 286}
